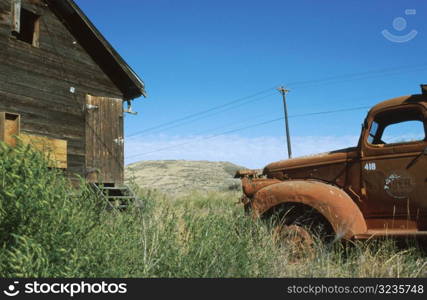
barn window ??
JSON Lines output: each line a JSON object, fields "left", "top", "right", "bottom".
{"left": 12, "top": 6, "right": 40, "bottom": 47}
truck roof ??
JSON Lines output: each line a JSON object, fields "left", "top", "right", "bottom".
{"left": 369, "top": 94, "right": 427, "bottom": 116}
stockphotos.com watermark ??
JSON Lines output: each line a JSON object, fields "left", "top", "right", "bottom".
{"left": 382, "top": 9, "right": 418, "bottom": 43}
{"left": 3, "top": 281, "right": 127, "bottom": 297}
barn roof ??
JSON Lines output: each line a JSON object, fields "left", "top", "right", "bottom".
{"left": 45, "top": 0, "right": 146, "bottom": 100}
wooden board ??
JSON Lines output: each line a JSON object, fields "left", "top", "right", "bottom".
{"left": 20, "top": 133, "right": 67, "bottom": 168}
{"left": 85, "top": 95, "right": 123, "bottom": 184}
{"left": 12, "top": 0, "right": 21, "bottom": 34}
{"left": 0, "top": 112, "right": 20, "bottom": 146}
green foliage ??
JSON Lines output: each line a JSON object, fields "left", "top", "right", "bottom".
{"left": 0, "top": 142, "right": 426, "bottom": 277}
{"left": 0, "top": 142, "right": 102, "bottom": 277}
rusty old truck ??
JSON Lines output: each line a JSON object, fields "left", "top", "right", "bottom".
{"left": 236, "top": 85, "right": 427, "bottom": 243}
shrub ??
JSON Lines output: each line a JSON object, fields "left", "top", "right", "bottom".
{"left": 0, "top": 142, "right": 103, "bottom": 276}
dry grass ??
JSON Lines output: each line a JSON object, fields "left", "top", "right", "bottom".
{"left": 132, "top": 187, "right": 427, "bottom": 278}
{"left": 2, "top": 144, "right": 426, "bottom": 278}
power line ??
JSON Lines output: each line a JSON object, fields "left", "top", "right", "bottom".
{"left": 126, "top": 91, "right": 277, "bottom": 138}
{"left": 289, "top": 105, "right": 371, "bottom": 118}
{"left": 284, "top": 63, "right": 427, "bottom": 88}
{"left": 130, "top": 93, "right": 382, "bottom": 141}
{"left": 126, "top": 62, "right": 427, "bottom": 138}
{"left": 136, "top": 97, "right": 371, "bottom": 142}
{"left": 125, "top": 105, "right": 370, "bottom": 160}
{"left": 125, "top": 87, "right": 277, "bottom": 138}
{"left": 293, "top": 65, "right": 427, "bottom": 90}
{"left": 125, "top": 116, "right": 281, "bottom": 160}
{"left": 125, "top": 62, "right": 427, "bottom": 158}
{"left": 189, "top": 110, "right": 278, "bottom": 136}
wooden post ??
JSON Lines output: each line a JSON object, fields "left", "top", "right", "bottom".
{"left": 11, "top": 0, "right": 21, "bottom": 34}
{"left": 277, "top": 87, "right": 292, "bottom": 159}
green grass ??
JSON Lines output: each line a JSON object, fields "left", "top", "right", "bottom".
{"left": 0, "top": 142, "right": 426, "bottom": 277}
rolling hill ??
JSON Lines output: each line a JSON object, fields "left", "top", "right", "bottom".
{"left": 125, "top": 160, "right": 248, "bottom": 195}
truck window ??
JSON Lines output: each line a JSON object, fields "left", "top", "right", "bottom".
{"left": 367, "top": 121, "right": 379, "bottom": 144}
{"left": 368, "top": 108, "right": 426, "bottom": 145}
{"left": 381, "top": 120, "right": 424, "bottom": 144}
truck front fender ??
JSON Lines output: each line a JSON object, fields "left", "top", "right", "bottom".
{"left": 251, "top": 180, "right": 367, "bottom": 239}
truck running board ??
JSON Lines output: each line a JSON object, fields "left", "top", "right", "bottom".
{"left": 354, "top": 229, "right": 427, "bottom": 239}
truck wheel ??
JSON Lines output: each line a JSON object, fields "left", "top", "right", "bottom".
{"left": 272, "top": 224, "right": 315, "bottom": 260}
{"left": 269, "top": 204, "right": 335, "bottom": 258}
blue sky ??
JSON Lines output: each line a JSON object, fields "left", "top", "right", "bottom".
{"left": 75, "top": 0, "right": 427, "bottom": 168}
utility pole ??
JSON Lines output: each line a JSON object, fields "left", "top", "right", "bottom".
{"left": 277, "top": 86, "right": 292, "bottom": 159}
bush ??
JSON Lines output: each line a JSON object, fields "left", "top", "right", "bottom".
{"left": 0, "top": 142, "right": 103, "bottom": 276}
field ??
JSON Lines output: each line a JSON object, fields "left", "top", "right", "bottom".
{"left": 1, "top": 143, "right": 427, "bottom": 277}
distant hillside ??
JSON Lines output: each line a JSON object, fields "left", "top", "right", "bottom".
{"left": 125, "top": 160, "right": 247, "bottom": 195}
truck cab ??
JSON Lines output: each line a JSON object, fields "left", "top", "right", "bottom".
{"left": 237, "top": 86, "right": 427, "bottom": 240}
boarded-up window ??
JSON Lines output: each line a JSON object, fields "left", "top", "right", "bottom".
{"left": 20, "top": 133, "right": 68, "bottom": 169}
{"left": 0, "top": 112, "right": 20, "bottom": 147}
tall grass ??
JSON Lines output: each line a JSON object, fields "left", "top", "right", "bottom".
{"left": 0, "top": 142, "right": 426, "bottom": 277}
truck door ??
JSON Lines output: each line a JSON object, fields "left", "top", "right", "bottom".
{"left": 85, "top": 95, "right": 124, "bottom": 184}
{"left": 360, "top": 104, "right": 427, "bottom": 226}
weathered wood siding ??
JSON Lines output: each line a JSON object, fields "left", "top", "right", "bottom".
{"left": 0, "top": 0, "right": 124, "bottom": 181}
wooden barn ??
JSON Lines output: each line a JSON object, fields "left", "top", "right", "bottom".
{"left": 0, "top": 0, "right": 146, "bottom": 195}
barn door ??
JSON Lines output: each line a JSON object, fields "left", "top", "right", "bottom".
{"left": 85, "top": 95, "right": 124, "bottom": 184}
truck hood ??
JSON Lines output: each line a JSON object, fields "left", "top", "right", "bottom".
{"left": 263, "top": 147, "right": 358, "bottom": 176}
